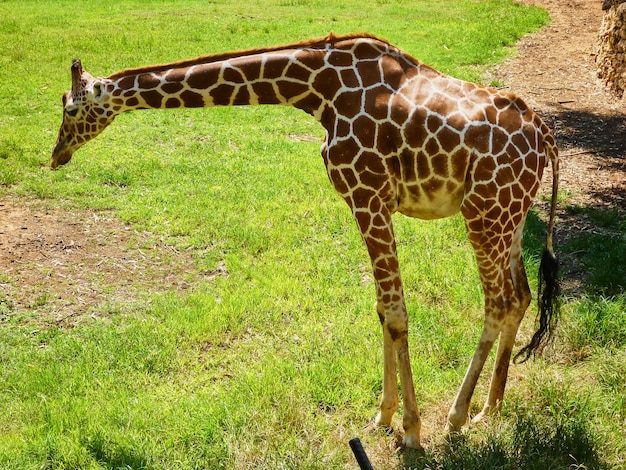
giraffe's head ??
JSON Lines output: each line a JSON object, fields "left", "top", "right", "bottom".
{"left": 51, "top": 59, "right": 116, "bottom": 169}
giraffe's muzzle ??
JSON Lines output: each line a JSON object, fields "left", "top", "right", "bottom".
{"left": 50, "top": 141, "right": 73, "bottom": 169}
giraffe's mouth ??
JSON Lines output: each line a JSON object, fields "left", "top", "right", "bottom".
{"left": 50, "top": 141, "right": 74, "bottom": 169}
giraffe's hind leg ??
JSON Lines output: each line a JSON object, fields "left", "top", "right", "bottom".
{"left": 448, "top": 202, "right": 529, "bottom": 431}
{"left": 473, "top": 219, "right": 532, "bottom": 423}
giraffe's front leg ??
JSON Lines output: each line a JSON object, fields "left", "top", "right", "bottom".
{"left": 374, "top": 303, "right": 398, "bottom": 429}
{"left": 353, "top": 205, "right": 421, "bottom": 449}
{"left": 375, "top": 290, "right": 421, "bottom": 449}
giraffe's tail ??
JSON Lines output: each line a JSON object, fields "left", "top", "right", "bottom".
{"left": 514, "top": 133, "right": 560, "bottom": 364}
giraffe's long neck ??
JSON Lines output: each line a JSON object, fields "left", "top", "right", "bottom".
{"left": 104, "top": 47, "right": 335, "bottom": 121}
{"left": 51, "top": 34, "right": 443, "bottom": 169}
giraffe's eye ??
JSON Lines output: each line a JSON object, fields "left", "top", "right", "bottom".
{"left": 66, "top": 107, "right": 79, "bottom": 117}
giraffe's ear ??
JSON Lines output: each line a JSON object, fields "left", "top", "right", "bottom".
{"left": 92, "top": 81, "right": 104, "bottom": 101}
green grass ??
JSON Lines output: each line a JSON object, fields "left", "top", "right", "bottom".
{"left": 2, "top": 1, "right": 625, "bottom": 469}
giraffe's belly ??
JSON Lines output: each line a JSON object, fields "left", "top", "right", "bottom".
{"left": 395, "top": 180, "right": 465, "bottom": 220}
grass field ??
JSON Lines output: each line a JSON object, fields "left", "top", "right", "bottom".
{"left": 1, "top": 1, "right": 625, "bottom": 469}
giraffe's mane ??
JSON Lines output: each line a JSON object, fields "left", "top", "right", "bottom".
{"left": 107, "top": 33, "right": 393, "bottom": 80}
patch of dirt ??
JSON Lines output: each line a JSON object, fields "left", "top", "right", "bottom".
{"left": 490, "top": 0, "right": 626, "bottom": 206}
{"left": 0, "top": 196, "right": 222, "bottom": 327}
{"left": 493, "top": 0, "right": 626, "bottom": 207}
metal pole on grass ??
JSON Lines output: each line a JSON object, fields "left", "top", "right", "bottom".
{"left": 349, "top": 437, "right": 374, "bottom": 470}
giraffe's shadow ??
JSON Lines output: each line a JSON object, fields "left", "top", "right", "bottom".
{"left": 395, "top": 410, "right": 607, "bottom": 470}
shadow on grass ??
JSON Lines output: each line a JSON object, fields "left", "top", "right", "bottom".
{"left": 83, "top": 433, "right": 152, "bottom": 470}
{"left": 400, "top": 412, "right": 608, "bottom": 470}
{"left": 558, "top": 204, "right": 626, "bottom": 297}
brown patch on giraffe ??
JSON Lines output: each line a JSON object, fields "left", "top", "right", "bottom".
{"left": 210, "top": 84, "right": 236, "bottom": 106}
{"left": 116, "top": 75, "right": 135, "bottom": 91}
{"left": 330, "top": 136, "right": 361, "bottom": 165}
{"left": 398, "top": 149, "right": 417, "bottom": 182}
{"left": 495, "top": 165, "right": 515, "bottom": 185}
{"left": 340, "top": 68, "right": 360, "bottom": 88}
{"left": 473, "top": 156, "right": 496, "bottom": 182}
{"left": 364, "top": 88, "right": 391, "bottom": 120}
{"left": 450, "top": 149, "right": 470, "bottom": 182}
{"left": 142, "top": 89, "right": 164, "bottom": 108}
{"left": 277, "top": 81, "right": 310, "bottom": 102}
{"left": 163, "top": 68, "right": 189, "bottom": 83}
{"left": 123, "top": 97, "right": 139, "bottom": 108}
{"left": 377, "top": 122, "right": 401, "bottom": 156}
{"left": 328, "top": 168, "right": 349, "bottom": 194}
{"left": 222, "top": 66, "right": 244, "bottom": 84}
{"left": 404, "top": 110, "right": 429, "bottom": 148}
{"left": 353, "top": 116, "right": 376, "bottom": 147}
{"left": 232, "top": 87, "right": 251, "bottom": 106}
{"left": 181, "top": 90, "right": 205, "bottom": 107}
{"left": 335, "top": 90, "right": 363, "bottom": 119}
{"left": 426, "top": 114, "right": 443, "bottom": 134}
{"left": 137, "top": 74, "right": 160, "bottom": 89}
{"left": 424, "top": 137, "right": 441, "bottom": 156}
{"left": 431, "top": 154, "right": 449, "bottom": 178}
{"left": 464, "top": 124, "right": 491, "bottom": 154}
{"left": 237, "top": 58, "right": 261, "bottom": 82}
{"left": 353, "top": 41, "right": 383, "bottom": 60}
{"left": 498, "top": 108, "right": 523, "bottom": 134}
{"left": 491, "top": 128, "right": 509, "bottom": 155}
{"left": 164, "top": 97, "right": 181, "bottom": 108}
{"left": 295, "top": 93, "right": 321, "bottom": 116}
{"left": 380, "top": 56, "right": 407, "bottom": 90}
{"left": 356, "top": 61, "right": 382, "bottom": 88}
{"left": 186, "top": 67, "right": 219, "bottom": 90}
{"left": 313, "top": 68, "right": 342, "bottom": 99}
{"left": 438, "top": 126, "right": 461, "bottom": 154}
{"left": 497, "top": 186, "right": 513, "bottom": 207}
{"left": 327, "top": 50, "right": 354, "bottom": 67}
{"left": 251, "top": 82, "right": 280, "bottom": 105}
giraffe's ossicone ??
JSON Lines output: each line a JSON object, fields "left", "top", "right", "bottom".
{"left": 51, "top": 33, "right": 560, "bottom": 449}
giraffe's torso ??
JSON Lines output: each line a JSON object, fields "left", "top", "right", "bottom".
{"left": 314, "top": 40, "right": 548, "bottom": 221}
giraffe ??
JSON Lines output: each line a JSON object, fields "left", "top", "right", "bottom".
{"left": 51, "top": 33, "right": 560, "bottom": 449}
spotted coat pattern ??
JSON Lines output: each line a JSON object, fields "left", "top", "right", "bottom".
{"left": 51, "top": 33, "right": 559, "bottom": 449}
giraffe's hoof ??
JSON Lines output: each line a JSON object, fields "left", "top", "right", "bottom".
{"left": 445, "top": 410, "right": 467, "bottom": 433}
{"left": 374, "top": 408, "right": 396, "bottom": 429}
{"left": 365, "top": 420, "right": 394, "bottom": 437}
{"left": 445, "top": 423, "right": 459, "bottom": 434}
{"left": 402, "top": 433, "right": 423, "bottom": 450}
{"left": 471, "top": 410, "right": 488, "bottom": 425}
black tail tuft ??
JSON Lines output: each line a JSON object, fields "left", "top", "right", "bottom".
{"left": 513, "top": 248, "right": 561, "bottom": 364}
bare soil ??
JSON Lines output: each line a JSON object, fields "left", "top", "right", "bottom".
{"left": 490, "top": 0, "right": 626, "bottom": 215}
{"left": 1, "top": 0, "right": 625, "bottom": 325}
{"left": 0, "top": 196, "right": 212, "bottom": 327}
